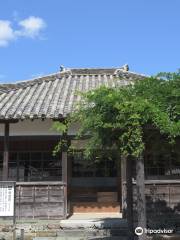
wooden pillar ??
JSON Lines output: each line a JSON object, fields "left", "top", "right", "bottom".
{"left": 136, "top": 155, "right": 146, "bottom": 240}
{"left": 62, "top": 132, "right": 68, "bottom": 218}
{"left": 62, "top": 151, "right": 68, "bottom": 184}
{"left": 3, "top": 122, "right": 9, "bottom": 180}
{"left": 62, "top": 151, "right": 68, "bottom": 218}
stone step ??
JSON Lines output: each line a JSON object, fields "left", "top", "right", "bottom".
{"left": 32, "top": 229, "right": 128, "bottom": 240}
{"left": 33, "top": 237, "right": 128, "bottom": 240}
{"left": 59, "top": 218, "right": 127, "bottom": 229}
{"left": 56, "top": 229, "right": 127, "bottom": 237}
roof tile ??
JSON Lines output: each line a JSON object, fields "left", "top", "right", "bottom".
{"left": 0, "top": 67, "right": 146, "bottom": 120}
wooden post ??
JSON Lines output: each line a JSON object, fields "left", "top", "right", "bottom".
{"left": 3, "top": 122, "right": 9, "bottom": 180}
{"left": 62, "top": 133, "right": 68, "bottom": 218}
{"left": 67, "top": 146, "right": 72, "bottom": 215}
{"left": 62, "top": 151, "right": 68, "bottom": 183}
{"left": 62, "top": 151, "right": 68, "bottom": 218}
{"left": 126, "top": 156, "right": 134, "bottom": 240}
{"left": 136, "top": 155, "right": 146, "bottom": 240}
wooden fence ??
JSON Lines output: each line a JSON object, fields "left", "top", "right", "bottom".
{"left": 122, "top": 180, "right": 180, "bottom": 227}
{"left": 144, "top": 180, "right": 180, "bottom": 209}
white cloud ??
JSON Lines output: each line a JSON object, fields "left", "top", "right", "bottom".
{"left": 0, "top": 20, "right": 14, "bottom": 46}
{"left": 0, "top": 16, "right": 46, "bottom": 47}
{"left": 18, "top": 16, "right": 46, "bottom": 38}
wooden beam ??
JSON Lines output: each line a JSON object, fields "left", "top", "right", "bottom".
{"left": 0, "top": 119, "right": 18, "bottom": 124}
{"left": 2, "top": 122, "right": 9, "bottom": 180}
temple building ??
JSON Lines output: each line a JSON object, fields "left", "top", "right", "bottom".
{"left": 0, "top": 66, "right": 179, "bottom": 219}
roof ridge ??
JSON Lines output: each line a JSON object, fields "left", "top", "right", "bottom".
{"left": 70, "top": 67, "right": 119, "bottom": 69}
{"left": 0, "top": 67, "right": 119, "bottom": 92}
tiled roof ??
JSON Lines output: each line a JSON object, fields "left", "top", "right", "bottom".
{"left": 0, "top": 66, "right": 146, "bottom": 120}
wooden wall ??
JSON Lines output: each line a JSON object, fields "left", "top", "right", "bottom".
{"left": 15, "top": 182, "right": 66, "bottom": 219}
{"left": 1, "top": 180, "right": 180, "bottom": 220}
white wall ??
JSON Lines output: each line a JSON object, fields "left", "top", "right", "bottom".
{"left": 0, "top": 119, "right": 80, "bottom": 136}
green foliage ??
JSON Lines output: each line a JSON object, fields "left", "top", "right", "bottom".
{"left": 52, "top": 121, "right": 69, "bottom": 155}
{"left": 53, "top": 72, "right": 180, "bottom": 158}
{"left": 52, "top": 121, "right": 68, "bottom": 134}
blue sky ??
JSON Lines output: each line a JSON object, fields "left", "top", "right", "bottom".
{"left": 0, "top": 0, "right": 180, "bottom": 83}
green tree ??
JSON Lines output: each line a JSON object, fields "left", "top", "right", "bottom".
{"left": 54, "top": 72, "right": 180, "bottom": 240}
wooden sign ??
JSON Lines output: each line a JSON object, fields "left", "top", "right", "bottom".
{"left": 0, "top": 182, "right": 15, "bottom": 217}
